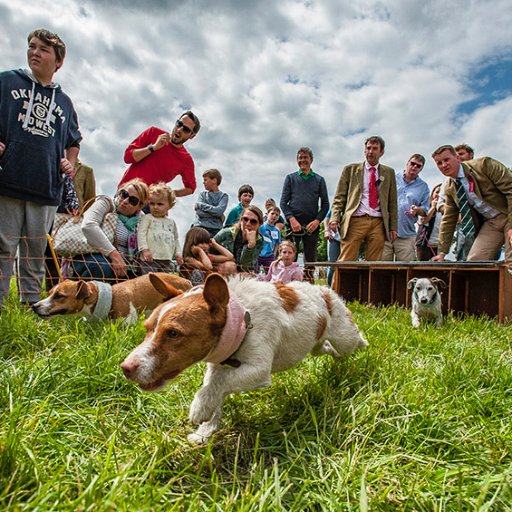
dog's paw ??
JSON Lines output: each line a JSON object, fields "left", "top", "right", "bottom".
{"left": 187, "top": 431, "right": 209, "bottom": 445}
{"left": 189, "top": 388, "right": 219, "bottom": 424}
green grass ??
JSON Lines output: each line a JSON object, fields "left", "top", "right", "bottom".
{"left": 0, "top": 294, "right": 511, "bottom": 511}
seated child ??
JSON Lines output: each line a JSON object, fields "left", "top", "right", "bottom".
{"left": 137, "top": 182, "right": 183, "bottom": 272}
{"left": 180, "top": 226, "right": 236, "bottom": 285}
{"left": 259, "top": 240, "right": 303, "bottom": 284}
{"left": 224, "top": 184, "right": 254, "bottom": 227}
{"left": 258, "top": 206, "right": 281, "bottom": 272}
{"left": 194, "top": 168, "right": 229, "bottom": 237}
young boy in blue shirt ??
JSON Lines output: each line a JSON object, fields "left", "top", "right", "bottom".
{"left": 258, "top": 206, "right": 281, "bottom": 272}
{"left": 193, "top": 168, "right": 228, "bottom": 237}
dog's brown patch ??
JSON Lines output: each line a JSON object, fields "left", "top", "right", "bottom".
{"left": 321, "top": 288, "right": 333, "bottom": 315}
{"left": 316, "top": 316, "right": 328, "bottom": 340}
{"left": 274, "top": 283, "right": 299, "bottom": 313}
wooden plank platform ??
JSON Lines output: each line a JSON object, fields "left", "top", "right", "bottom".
{"left": 312, "top": 261, "right": 512, "bottom": 323}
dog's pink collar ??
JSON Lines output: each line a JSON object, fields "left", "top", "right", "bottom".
{"left": 205, "top": 293, "right": 251, "bottom": 366}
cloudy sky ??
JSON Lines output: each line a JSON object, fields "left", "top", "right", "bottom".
{"left": 2, "top": 0, "right": 511, "bottom": 238}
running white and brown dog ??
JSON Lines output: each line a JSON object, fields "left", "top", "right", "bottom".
{"left": 407, "top": 277, "right": 446, "bottom": 328}
{"left": 121, "top": 273, "right": 368, "bottom": 443}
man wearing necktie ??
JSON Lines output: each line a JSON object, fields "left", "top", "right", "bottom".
{"left": 329, "top": 136, "right": 398, "bottom": 261}
{"left": 431, "top": 145, "right": 512, "bottom": 262}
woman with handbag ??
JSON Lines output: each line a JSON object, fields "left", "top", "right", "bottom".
{"left": 69, "top": 178, "right": 149, "bottom": 281}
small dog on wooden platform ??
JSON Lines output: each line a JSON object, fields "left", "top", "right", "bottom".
{"left": 121, "top": 273, "right": 368, "bottom": 443}
{"left": 408, "top": 277, "right": 446, "bottom": 328}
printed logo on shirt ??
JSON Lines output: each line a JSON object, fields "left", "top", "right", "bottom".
{"left": 11, "top": 88, "right": 66, "bottom": 138}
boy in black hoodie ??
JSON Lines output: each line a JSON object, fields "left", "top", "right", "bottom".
{"left": 0, "top": 28, "right": 82, "bottom": 306}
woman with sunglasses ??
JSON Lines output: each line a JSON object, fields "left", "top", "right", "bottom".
{"left": 70, "top": 178, "right": 149, "bottom": 281}
{"left": 213, "top": 205, "right": 264, "bottom": 273}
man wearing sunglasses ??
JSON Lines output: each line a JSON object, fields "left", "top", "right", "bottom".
{"left": 381, "top": 154, "right": 430, "bottom": 261}
{"left": 118, "top": 111, "right": 200, "bottom": 197}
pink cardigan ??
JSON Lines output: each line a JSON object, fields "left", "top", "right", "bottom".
{"left": 259, "top": 260, "right": 303, "bottom": 283}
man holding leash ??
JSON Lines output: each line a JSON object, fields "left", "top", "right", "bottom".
{"left": 431, "top": 144, "right": 512, "bottom": 262}
{"left": 118, "top": 111, "right": 200, "bottom": 197}
{"left": 280, "top": 146, "right": 329, "bottom": 283}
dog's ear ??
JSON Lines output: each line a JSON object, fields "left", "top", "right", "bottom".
{"left": 76, "top": 280, "right": 92, "bottom": 300}
{"left": 149, "top": 273, "right": 183, "bottom": 299}
{"left": 203, "top": 273, "right": 229, "bottom": 312}
{"left": 431, "top": 277, "right": 447, "bottom": 289}
{"left": 407, "top": 278, "right": 418, "bottom": 289}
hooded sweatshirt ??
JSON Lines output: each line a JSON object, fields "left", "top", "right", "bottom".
{"left": 0, "top": 68, "right": 82, "bottom": 205}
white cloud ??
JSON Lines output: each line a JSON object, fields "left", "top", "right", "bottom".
{"left": 1, "top": 0, "right": 511, "bottom": 239}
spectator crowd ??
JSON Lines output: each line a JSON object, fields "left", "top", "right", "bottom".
{"left": 1, "top": 29, "right": 511, "bottom": 307}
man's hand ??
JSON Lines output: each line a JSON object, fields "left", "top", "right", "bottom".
{"left": 306, "top": 219, "right": 320, "bottom": 233}
{"left": 431, "top": 252, "right": 446, "bottom": 262}
{"left": 0, "top": 141, "right": 5, "bottom": 157}
{"left": 176, "top": 255, "right": 184, "bottom": 266}
{"left": 507, "top": 228, "right": 512, "bottom": 246}
{"left": 60, "top": 158, "right": 75, "bottom": 176}
{"left": 289, "top": 217, "right": 302, "bottom": 233}
{"left": 389, "top": 230, "right": 398, "bottom": 242}
{"left": 329, "top": 220, "right": 339, "bottom": 234}
{"left": 154, "top": 132, "right": 170, "bottom": 150}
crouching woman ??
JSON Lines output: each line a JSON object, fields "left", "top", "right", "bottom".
{"left": 213, "top": 205, "right": 264, "bottom": 273}
{"left": 70, "top": 178, "right": 149, "bottom": 281}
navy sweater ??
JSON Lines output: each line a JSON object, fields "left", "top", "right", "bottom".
{"left": 280, "top": 171, "right": 330, "bottom": 225}
{"left": 0, "top": 69, "right": 81, "bottom": 205}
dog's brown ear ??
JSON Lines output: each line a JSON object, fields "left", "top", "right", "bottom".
{"left": 407, "top": 278, "right": 418, "bottom": 289}
{"left": 149, "top": 273, "right": 183, "bottom": 299}
{"left": 76, "top": 280, "right": 92, "bottom": 300}
{"left": 203, "top": 273, "right": 229, "bottom": 311}
{"left": 431, "top": 277, "right": 447, "bottom": 289}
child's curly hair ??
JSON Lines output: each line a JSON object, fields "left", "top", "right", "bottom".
{"left": 148, "top": 182, "right": 176, "bottom": 209}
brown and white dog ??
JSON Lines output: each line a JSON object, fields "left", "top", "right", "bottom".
{"left": 32, "top": 273, "right": 191, "bottom": 323}
{"left": 121, "top": 273, "right": 368, "bottom": 443}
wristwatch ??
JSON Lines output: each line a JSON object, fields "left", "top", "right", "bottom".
{"left": 147, "top": 144, "right": 155, "bottom": 153}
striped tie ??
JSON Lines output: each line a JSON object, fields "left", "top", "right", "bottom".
{"left": 455, "top": 178, "right": 475, "bottom": 238}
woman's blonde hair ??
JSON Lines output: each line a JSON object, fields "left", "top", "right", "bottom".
{"left": 118, "top": 178, "right": 149, "bottom": 206}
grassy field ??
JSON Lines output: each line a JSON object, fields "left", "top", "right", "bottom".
{"left": 0, "top": 292, "right": 511, "bottom": 511}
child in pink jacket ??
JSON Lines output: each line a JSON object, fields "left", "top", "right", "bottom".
{"left": 259, "top": 240, "right": 303, "bottom": 283}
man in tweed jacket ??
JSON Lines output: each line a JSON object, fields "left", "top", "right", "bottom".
{"left": 431, "top": 145, "right": 512, "bottom": 262}
{"left": 329, "top": 136, "right": 398, "bottom": 261}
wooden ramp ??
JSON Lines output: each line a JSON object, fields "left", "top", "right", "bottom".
{"left": 316, "top": 261, "right": 512, "bottom": 323}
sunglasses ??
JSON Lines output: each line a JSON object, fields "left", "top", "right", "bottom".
{"left": 409, "top": 161, "right": 423, "bottom": 169}
{"left": 241, "top": 216, "right": 259, "bottom": 226}
{"left": 118, "top": 189, "right": 141, "bottom": 206}
{"left": 175, "top": 119, "right": 193, "bottom": 135}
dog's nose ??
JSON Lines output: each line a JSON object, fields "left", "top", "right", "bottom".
{"left": 120, "top": 359, "right": 139, "bottom": 377}
{"left": 420, "top": 297, "right": 429, "bottom": 304}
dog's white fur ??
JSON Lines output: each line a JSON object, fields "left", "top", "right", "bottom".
{"left": 408, "top": 277, "right": 446, "bottom": 328}
{"left": 121, "top": 273, "right": 367, "bottom": 443}
{"left": 32, "top": 272, "right": 191, "bottom": 323}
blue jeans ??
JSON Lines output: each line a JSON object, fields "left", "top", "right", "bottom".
{"left": 327, "top": 239, "right": 340, "bottom": 287}
{"left": 69, "top": 253, "right": 156, "bottom": 283}
{"left": 70, "top": 253, "right": 117, "bottom": 282}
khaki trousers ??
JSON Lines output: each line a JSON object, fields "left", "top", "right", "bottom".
{"left": 338, "top": 215, "right": 386, "bottom": 261}
{"left": 381, "top": 236, "right": 416, "bottom": 261}
{"left": 468, "top": 213, "right": 511, "bottom": 261}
